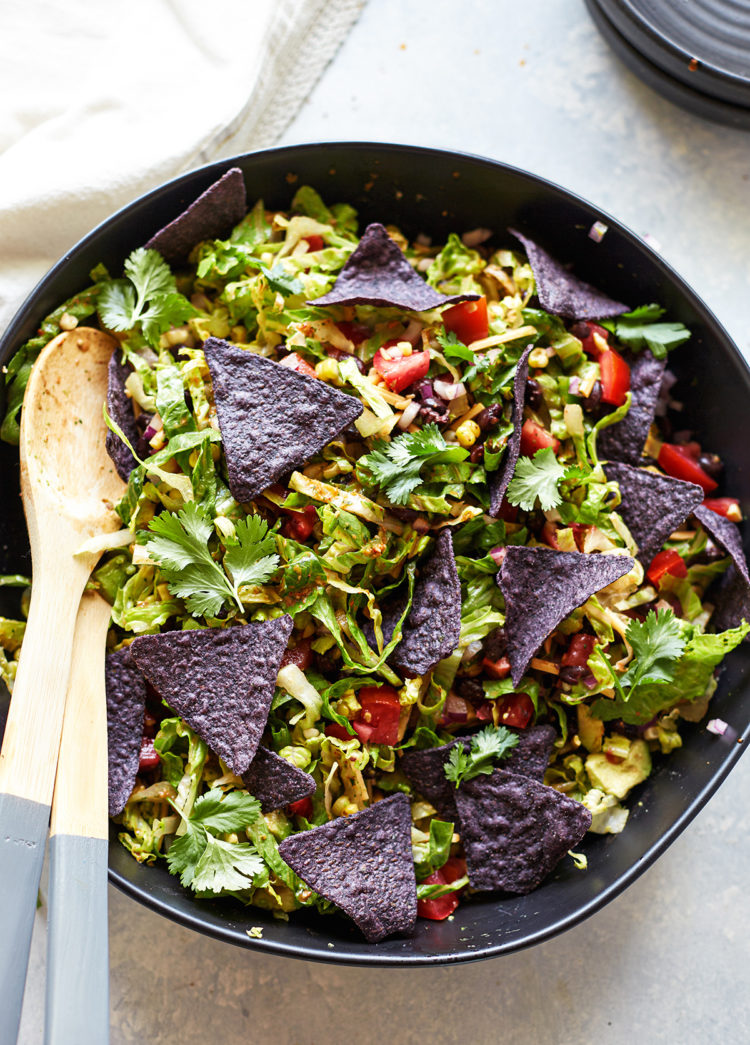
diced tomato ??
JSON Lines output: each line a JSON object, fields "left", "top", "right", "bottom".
{"left": 442, "top": 297, "right": 489, "bottom": 345}
{"left": 702, "top": 497, "right": 741, "bottom": 521}
{"left": 352, "top": 721, "right": 375, "bottom": 743}
{"left": 496, "top": 499, "right": 518, "bottom": 523}
{"left": 287, "top": 796, "right": 313, "bottom": 819}
{"left": 541, "top": 520, "right": 560, "bottom": 549}
{"left": 598, "top": 348, "right": 630, "bottom": 407}
{"left": 437, "top": 692, "right": 472, "bottom": 726}
{"left": 570, "top": 523, "right": 590, "bottom": 551}
{"left": 325, "top": 723, "right": 356, "bottom": 741}
{"left": 138, "top": 736, "right": 160, "bottom": 771}
{"left": 278, "top": 352, "right": 317, "bottom": 379}
{"left": 475, "top": 701, "right": 493, "bottom": 722}
{"left": 282, "top": 504, "right": 317, "bottom": 542}
{"left": 482, "top": 655, "right": 511, "bottom": 680}
{"left": 336, "top": 321, "right": 371, "bottom": 345}
{"left": 658, "top": 443, "right": 718, "bottom": 493}
{"left": 304, "top": 235, "right": 325, "bottom": 252}
{"left": 579, "top": 323, "right": 610, "bottom": 357}
{"left": 493, "top": 692, "right": 534, "bottom": 729}
{"left": 647, "top": 549, "right": 688, "bottom": 586}
{"left": 416, "top": 857, "right": 467, "bottom": 921}
{"left": 562, "top": 633, "right": 596, "bottom": 667}
{"left": 373, "top": 346, "right": 430, "bottom": 392}
{"left": 356, "top": 685, "right": 401, "bottom": 745}
{"left": 280, "top": 639, "right": 313, "bottom": 672}
{"left": 520, "top": 419, "right": 560, "bottom": 456}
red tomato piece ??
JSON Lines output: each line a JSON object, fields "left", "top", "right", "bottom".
{"left": 520, "top": 419, "right": 560, "bottom": 456}
{"left": 416, "top": 857, "right": 467, "bottom": 921}
{"left": 325, "top": 723, "right": 356, "bottom": 741}
{"left": 278, "top": 352, "right": 317, "bottom": 379}
{"left": 336, "top": 321, "right": 371, "bottom": 346}
{"left": 475, "top": 701, "right": 493, "bottom": 722}
{"left": 356, "top": 685, "right": 401, "bottom": 745}
{"left": 138, "top": 736, "right": 160, "bottom": 772}
{"left": 352, "top": 721, "right": 376, "bottom": 744}
{"left": 702, "top": 497, "right": 741, "bottom": 521}
{"left": 482, "top": 655, "right": 511, "bottom": 680}
{"left": 280, "top": 639, "right": 313, "bottom": 672}
{"left": 282, "top": 504, "right": 317, "bottom": 542}
{"left": 541, "top": 520, "right": 560, "bottom": 549}
{"left": 658, "top": 443, "right": 718, "bottom": 494}
{"left": 304, "top": 235, "right": 325, "bottom": 252}
{"left": 287, "top": 796, "right": 313, "bottom": 819}
{"left": 494, "top": 692, "right": 534, "bottom": 729}
{"left": 647, "top": 549, "right": 688, "bottom": 586}
{"left": 579, "top": 323, "right": 610, "bottom": 357}
{"left": 496, "top": 499, "right": 518, "bottom": 523}
{"left": 442, "top": 297, "right": 489, "bottom": 345}
{"left": 373, "top": 347, "right": 430, "bottom": 393}
{"left": 562, "top": 633, "right": 596, "bottom": 667}
{"left": 598, "top": 348, "right": 630, "bottom": 407}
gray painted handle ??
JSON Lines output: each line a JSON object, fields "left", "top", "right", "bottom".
{"left": 0, "top": 793, "right": 51, "bottom": 1045}
{"left": 45, "top": 834, "right": 109, "bottom": 1045}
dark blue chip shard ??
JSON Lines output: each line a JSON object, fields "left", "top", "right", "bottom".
{"left": 510, "top": 228, "right": 629, "bottom": 320}
{"left": 203, "top": 337, "right": 362, "bottom": 503}
{"left": 241, "top": 745, "right": 316, "bottom": 813}
{"left": 488, "top": 344, "right": 533, "bottom": 516}
{"left": 278, "top": 793, "right": 417, "bottom": 942}
{"left": 105, "top": 350, "right": 139, "bottom": 481}
{"left": 605, "top": 462, "right": 703, "bottom": 566}
{"left": 106, "top": 646, "right": 148, "bottom": 816}
{"left": 310, "top": 223, "right": 479, "bottom": 311}
{"left": 130, "top": 617, "right": 293, "bottom": 775}
{"left": 145, "top": 167, "right": 247, "bottom": 265}
{"left": 694, "top": 503, "right": 750, "bottom": 633}
{"left": 499, "top": 547, "right": 634, "bottom": 686}
{"left": 598, "top": 349, "right": 666, "bottom": 466}
{"left": 454, "top": 769, "right": 592, "bottom": 893}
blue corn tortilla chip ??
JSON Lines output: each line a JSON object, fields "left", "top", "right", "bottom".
{"left": 400, "top": 723, "right": 557, "bottom": 821}
{"left": 510, "top": 228, "right": 629, "bottom": 320}
{"left": 454, "top": 769, "right": 592, "bottom": 893}
{"left": 106, "top": 647, "right": 148, "bottom": 816}
{"left": 598, "top": 349, "right": 666, "bottom": 465}
{"left": 605, "top": 462, "right": 703, "bottom": 566}
{"left": 488, "top": 345, "right": 533, "bottom": 516}
{"left": 310, "top": 223, "right": 479, "bottom": 311}
{"left": 204, "top": 337, "right": 362, "bottom": 503}
{"left": 278, "top": 793, "right": 417, "bottom": 942}
{"left": 499, "top": 547, "right": 634, "bottom": 686}
{"left": 144, "top": 167, "right": 246, "bottom": 265}
{"left": 105, "top": 350, "right": 139, "bottom": 481}
{"left": 241, "top": 745, "right": 316, "bottom": 814}
{"left": 694, "top": 504, "right": 750, "bottom": 632}
{"left": 130, "top": 617, "right": 293, "bottom": 775}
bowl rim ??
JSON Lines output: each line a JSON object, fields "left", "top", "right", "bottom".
{"left": 3, "top": 140, "right": 749, "bottom": 966}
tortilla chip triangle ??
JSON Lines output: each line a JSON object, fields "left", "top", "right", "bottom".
{"left": 105, "top": 647, "right": 148, "bottom": 816}
{"left": 145, "top": 167, "right": 246, "bottom": 264}
{"left": 241, "top": 745, "right": 316, "bottom": 813}
{"left": 130, "top": 617, "right": 293, "bottom": 775}
{"left": 204, "top": 337, "right": 363, "bottom": 503}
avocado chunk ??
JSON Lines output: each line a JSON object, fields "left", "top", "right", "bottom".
{"left": 577, "top": 704, "right": 604, "bottom": 753}
{"left": 585, "top": 738, "right": 652, "bottom": 799}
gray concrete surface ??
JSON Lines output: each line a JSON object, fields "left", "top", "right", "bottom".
{"left": 17, "top": 1, "right": 750, "bottom": 1042}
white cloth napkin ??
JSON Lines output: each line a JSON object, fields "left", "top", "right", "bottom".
{"left": 0, "top": 0, "right": 364, "bottom": 331}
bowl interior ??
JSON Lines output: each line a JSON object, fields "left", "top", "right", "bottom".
{"left": 2, "top": 143, "right": 749, "bottom": 965}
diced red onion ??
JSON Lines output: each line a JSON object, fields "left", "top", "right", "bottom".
{"left": 397, "top": 399, "right": 421, "bottom": 430}
{"left": 442, "top": 693, "right": 470, "bottom": 723}
{"left": 462, "top": 227, "right": 493, "bottom": 247}
{"left": 568, "top": 376, "right": 580, "bottom": 395}
{"left": 434, "top": 379, "right": 466, "bottom": 401}
{"left": 417, "top": 380, "right": 434, "bottom": 401}
{"left": 489, "top": 546, "right": 507, "bottom": 567}
{"left": 402, "top": 320, "right": 424, "bottom": 346}
{"left": 707, "top": 718, "right": 728, "bottom": 736}
{"left": 588, "top": 221, "right": 608, "bottom": 243}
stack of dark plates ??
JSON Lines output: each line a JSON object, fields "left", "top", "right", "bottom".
{"left": 586, "top": 0, "right": 750, "bottom": 128}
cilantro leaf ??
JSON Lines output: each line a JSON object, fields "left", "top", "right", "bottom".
{"left": 189, "top": 788, "right": 262, "bottom": 833}
{"left": 506, "top": 448, "right": 568, "bottom": 512}
{"left": 603, "top": 304, "right": 690, "bottom": 359}
{"left": 143, "top": 503, "right": 279, "bottom": 617}
{"left": 98, "top": 247, "right": 196, "bottom": 348}
{"left": 619, "top": 608, "right": 686, "bottom": 691}
{"left": 358, "top": 423, "right": 469, "bottom": 505}
{"left": 190, "top": 835, "right": 265, "bottom": 893}
{"left": 443, "top": 725, "right": 520, "bottom": 788}
{"left": 437, "top": 328, "right": 476, "bottom": 363}
{"left": 261, "top": 264, "right": 304, "bottom": 296}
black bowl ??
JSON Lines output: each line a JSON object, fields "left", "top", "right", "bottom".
{"left": 2, "top": 142, "right": 749, "bottom": 966}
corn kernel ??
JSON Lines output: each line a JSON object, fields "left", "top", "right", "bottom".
{"left": 528, "top": 347, "right": 549, "bottom": 369}
{"left": 455, "top": 418, "right": 481, "bottom": 448}
{"left": 397, "top": 340, "right": 413, "bottom": 357}
{"left": 315, "top": 358, "right": 341, "bottom": 384}
{"left": 58, "top": 311, "right": 78, "bottom": 331}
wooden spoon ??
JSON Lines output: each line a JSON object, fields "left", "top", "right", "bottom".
{"left": 0, "top": 327, "right": 123, "bottom": 1044}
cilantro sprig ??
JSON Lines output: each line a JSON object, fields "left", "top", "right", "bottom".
{"left": 98, "top": 248, "right": 197, "bottom": 348}
{"left": 615, "top": 608, "right": 686, "bottom": 699}
{"left": 143, "top": 503, "right": 280, "bottom": 617}
{"left": 506, "top": 447, "right": 569, "bottom": 512}
{"left": 603, "top": 304, "right": 690, "bottom": 359}
{"left": 167, "top": 789, "right": 265, "bottom": 894}
{"left": 443, "top": 725, "right": 520, "bottom": 788}
{"left": 358, "top": 423, "right": 469, "bottom": 505}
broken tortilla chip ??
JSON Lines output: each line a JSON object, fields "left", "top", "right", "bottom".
{"left": 598, "top": 349, "right": 666, "bottom": 466}
{"left": 145, "top": 167, "right": 246, "bottom": 265}
{"left": 488, "top": 345, "right": 533, "bottom": 516}
{"left": 241, "top": 745, "right": 316, "bottom": 814}
{"left": 106, "top": 647, "right": 148, "bottom": 816}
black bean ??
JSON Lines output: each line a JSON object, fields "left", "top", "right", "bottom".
{"left": 559, "top": 665, "right": 586, "bottom": 685}
{"left": 419, "top": 403, "right": 450, "bottom": 425}
{"left": 328, "top": 348, "right": 365, "bottom": 372}
{"left": 456, "top": 678, "right": 485, "bottom": 702}
{"left": 469, "top": 442, "right": 485, "bottom": 463}
{"left": 698, "top": 452, "right": 723, "bottom": 480}
{"left": 569, "top": 322, "right": 592, "bottom": 341}
{"left": 581, "top": 380, "right": 604, "bottom": 417}
{"left": 526, "top": 378, "right": 543, "bottom": 410}
{"left": 476, "top": 403, "right": 503, "bottom": 431}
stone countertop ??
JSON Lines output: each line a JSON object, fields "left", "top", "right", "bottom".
{"left": 18, "top": 1, "right": 750, "bottom": 1042}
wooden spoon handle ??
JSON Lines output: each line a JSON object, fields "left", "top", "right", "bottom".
{"left": 46, "top": 592, "right": 111, "bottom": 1045}
{"left": 0, "top": 562, "right": 91, "bottom": 1045}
